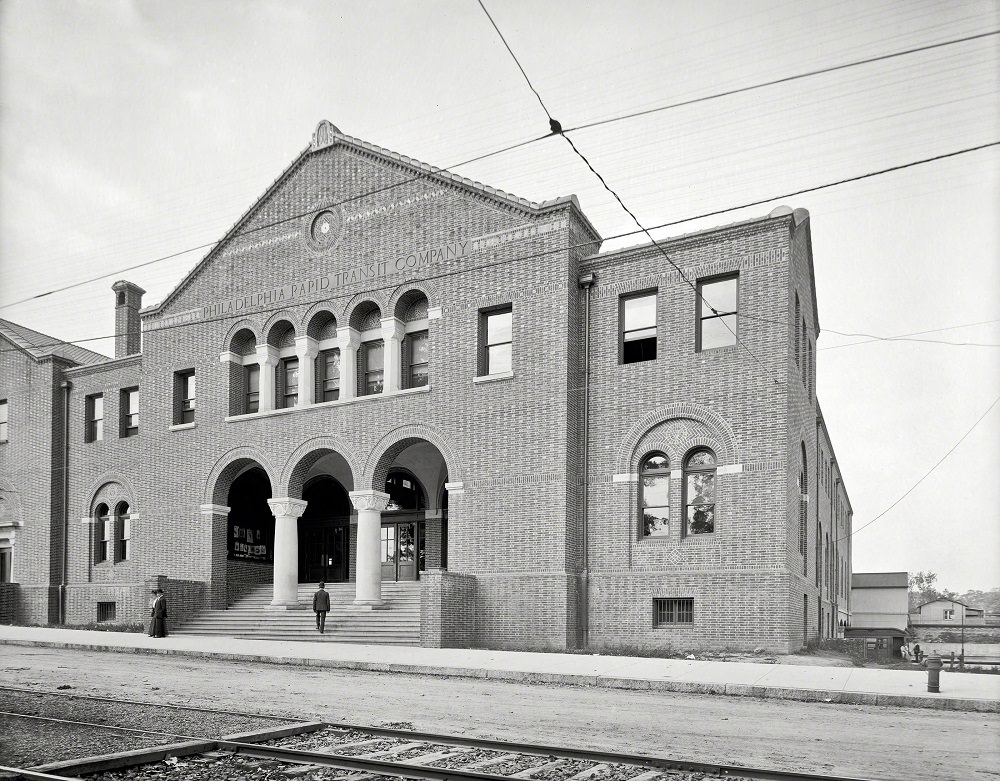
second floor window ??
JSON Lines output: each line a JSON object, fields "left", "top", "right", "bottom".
{"left": 282, "top": 358, "right": 299, "bottom": 408}
{"left": 481, "top": 306, "right": 512, "bottom": 375}
{"left": 120, "top": 388, "right": 138, "bottom": 437}
{"left": 86, "top": 394, "right": 104, "bottom": 442}
{"left": 621, "top": 291, "right": 657, "bottom": 363}
{"left": 321, "top": 349, "right": 341, "bottom": 401}
{"left": 0, "top": 399, "right": 7, "bottom": 442}
{"left": 245, "top": 365, "right": 260, "bottom": 413}
{"left": 697, "top": 274, "right": 738, "bottom": 351}
{"left": 175, "top": 370, "right": 195, "bottom": 424}
{"left": 363, "top": 341, "right": 384, "bottom": 395}
{"left": 408, "top": 331, "right": 429, "bottom": 388}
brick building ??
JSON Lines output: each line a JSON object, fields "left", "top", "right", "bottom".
{"left": 0, "top": 121, "right": 853, "bottom": 652}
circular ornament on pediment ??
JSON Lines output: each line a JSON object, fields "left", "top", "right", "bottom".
{"left": 305, "top": 207, "right": 344, "bottom": 253}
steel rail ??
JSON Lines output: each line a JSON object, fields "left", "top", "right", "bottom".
{"left": 1, "top": 693, "right": 879, "bottom": 781}
{"left": 0, "top": 767, "right": 79, "bottom": 781}
{"left": 220, "top": 736, "right": 875, "bottom": 781}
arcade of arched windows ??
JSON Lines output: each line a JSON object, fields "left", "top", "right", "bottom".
{"left": 220, "top": 292, "right": 431, "bottom": 418}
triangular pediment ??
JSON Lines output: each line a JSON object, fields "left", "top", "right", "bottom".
{"left": 144, "top": 122, "right": 598, "bottom": 324}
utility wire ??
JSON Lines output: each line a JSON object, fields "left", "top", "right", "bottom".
{"left": 840, "top": 395, "right": 1000, "bottom": 541}
{"left": 2, "top": 141, "right": 997, "bottom": 355}
{"left": 563, "top": 30, "right": 999, "bottom": 135}
{"left": 820, "top": 320, "right": 1000, "bottom": 350}
{"left": 3, "top": 28, "right": 992, "bottom": 306}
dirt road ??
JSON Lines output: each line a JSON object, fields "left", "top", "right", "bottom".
{"left": 3, "top": 644, "right": 996, "bottom": 780}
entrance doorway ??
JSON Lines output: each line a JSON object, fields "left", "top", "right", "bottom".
{"left": 380, "top": 520, "right": 425, "bottom": 581}
{"left": 299, "top": 476, "right": 351, "bottom": 583}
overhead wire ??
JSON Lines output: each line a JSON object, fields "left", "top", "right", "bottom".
{"left": 838, "top": 395, "right": 1000, "bottom": 541}
{"left": 1, "top": 140, "right": 997, "bottom": 356}
{"left": 2, "top": 26, "right": 995, "bottom": 306}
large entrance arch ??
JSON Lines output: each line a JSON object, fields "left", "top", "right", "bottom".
{"left": 353, "top": 436, "right": 451, "bottom": 606}
{"left": 299, "top": 476, "right": 352, "bottom": 583}
{"left": 227, "top": 467, "right": 274, "bottom": 564}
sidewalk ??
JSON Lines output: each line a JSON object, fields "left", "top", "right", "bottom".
{"left": 2, "top": 625, "right": 998, "bottom": 713}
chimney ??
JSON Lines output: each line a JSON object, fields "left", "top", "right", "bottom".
{"left": 112, "top": 280, "right": 145, "bottom": 358}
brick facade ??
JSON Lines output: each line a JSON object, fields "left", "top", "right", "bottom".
{"left": 0, "top": 122, "right": 853, "bottom": 652}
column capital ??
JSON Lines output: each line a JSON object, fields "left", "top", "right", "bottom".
{"left": 255, "top": 344, "right": 279, "bottom": 364}
{"left": 380, "top": 317, "right": 405, "bottom": 341}
{"left": 267, "top": 497, "right": 308, "bottom": 518}
{"left": 295, "top": 335, "right": 320, "bottom": 359}
{"left": 336, "top": 327, "right": 361, "bottom": 351}
{"left": 219, "top": 351, "right": 241, "bottom": 364}
{"left": 199, "top": 503, "right": 231, "bottom": 516}
{"left": 349, "top": 490, "right": 390, "bottom": 512}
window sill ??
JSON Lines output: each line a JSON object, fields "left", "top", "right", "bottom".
{"left": 225, "top": 385, "right": 431, "bottom": 422}
{"left": 169, "top": 422, "right": 197, "bottom": 432}
{"left": 473, "top": 371, "right": 514, "bottom": 385}
{"left": 696, "top": 344, "right": 739, "bottom": 356}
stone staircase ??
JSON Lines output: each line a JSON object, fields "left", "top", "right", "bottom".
{"left": 173, "top": 582, "right": 421, "bottom": 645}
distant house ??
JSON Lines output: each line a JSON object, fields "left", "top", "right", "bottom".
{"left": 911, "top": 597, "right": 986, "bottom": 626}
{"left": 847, "top": 572, "right": 909, "bottom": 659}
{"left": 851, "top": 572, "right": 909, "bottom": 631}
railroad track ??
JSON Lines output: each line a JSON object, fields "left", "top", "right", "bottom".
{"left": 0, "top": 686, "right": 874, "bottom": 781}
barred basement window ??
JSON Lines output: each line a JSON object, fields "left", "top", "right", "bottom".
{"left": 654, "top": 598, "right": 693, "bottom": 626}
{"left": 97, "top": 602, "right": 116, "bottom": 623}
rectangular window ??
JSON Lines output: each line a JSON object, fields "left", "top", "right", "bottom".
{"left": 697, "top": 274, "right": 738, "bottom": 351}
{"left": 0, "top": 399, "right": 7, "bottom": 442}
{"left": 97, "top": 602, "right": 116, "bottom": 622}
{"left": 364, "top": 341, "right": 384, "bottom": 395}
{"left": 282, "top": 358, "right": 299, "bottom": 408}
{"left": 0, "top": 549, "right": 11, "bottom": 582}
{"left": 408, "top": 331, "right": 429, "bottom": 387}
{"left": 943, "top": 609, "right": 954, "bottom": 620}
{"left": 245, "top": 364, "right": 260, "bottom": 413}
{"left": 654, "top": 598, "right": 693, "bottom": 626}
{"left": 621, "top": 291, "right": 657, "bottom": 363}
{"left": 120, "top": 387, "right": 138, "bottom": 437}
{"left": 481, "top": 306, "right": 512, "bottom": 375}
{"left": 175, "top": 370, "right": 195, "bottom": 424}
{"left": 85, "top": 394, "right": 104, "bottom": 442}
{"left": 119, "top": 515, "right": 131, "bottom": 561}
{"left": 321, "top": 349, "right": 340, "bottom": 401}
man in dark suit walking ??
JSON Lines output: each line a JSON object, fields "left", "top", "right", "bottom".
{"left": 312, "top": 582, "right": 330, "bottom": 634}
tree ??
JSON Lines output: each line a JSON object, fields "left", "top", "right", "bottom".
{"left": 957, "top": 587, "right": 1000, "bottom": 615}
{"left": 908, "top": 571, "right": 957, "bottom": 612}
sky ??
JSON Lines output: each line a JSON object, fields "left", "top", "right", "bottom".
{"left": 0, "top": 0, "right": 997, "bottom": 594}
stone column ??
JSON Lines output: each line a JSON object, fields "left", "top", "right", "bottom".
{"left": 380, "top": 317, "right": 405, "bottom": 393}
{"left": 295, "top": 336, "right": 319, "bottom": 408}
{"left": 336, "top": 328, "right": 361, "bottom": 401}
{"left": 267, "top": 497, "right": 307, "bottom": 608}
{"left": 255, "top": 344, "right": 278, "bottom": 413}
{"left": 349, "top": 490, "right": 390, "bottom": 607}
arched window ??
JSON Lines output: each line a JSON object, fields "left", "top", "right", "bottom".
{"left": 115, "top": 501, "right": 131, "bottom": 562}
{"left": 94, "top": 503, "right": 110, "bottom": 563}
{"left": 639, "top": 453, "right": 670, "bottom": 537}
{"left": 682, "top": 449, "right": 716, "bottom": 535}
{"left": 384, "top": 470, "right": 426, "bottom": 512}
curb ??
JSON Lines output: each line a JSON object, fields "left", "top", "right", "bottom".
{"left": 4, "top": 637, "right": 997, "bottom": 713}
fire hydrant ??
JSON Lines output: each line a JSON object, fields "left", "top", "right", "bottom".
{"left": 925, "top": 652, "right": 944, "bottom": 693}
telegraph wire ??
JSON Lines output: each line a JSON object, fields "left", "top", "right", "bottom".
{"left": 562, "top": 30, "right": 999, "bottom": 136}
{"left": 2, "top": 140, "right": 998, "bottom": 355}
{"left": 3, "top": 26, "right": 992, "bottom": 301}
{"left": 820, "top": 320, "right": 1000, "bottom": 350}
{"left": 839, "top": 395, "right": 1000, "bottom": 541}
